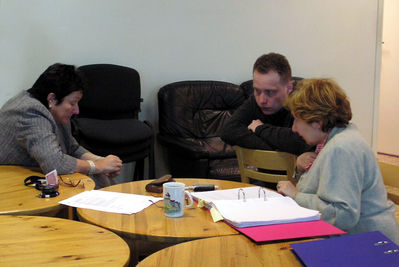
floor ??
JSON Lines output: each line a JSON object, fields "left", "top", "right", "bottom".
{"left": 377, "top": 153, "right": 399, "bottom": 166}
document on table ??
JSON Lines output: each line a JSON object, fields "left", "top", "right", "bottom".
{"left": 211, "top": 197, "right": 320, "bottom": 228}
{"left": 191, "top": 186, "right": 282, "bottom": 204}
{"left": 191, "top": 186, "right": 282, "bottom": 209}
{"left": 59, "top": 190, "right": 162, "bottom": 214}
{"left": 191, "top": 186, "right": 320, "bottom": 228}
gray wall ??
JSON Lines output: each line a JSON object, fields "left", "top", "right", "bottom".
{"left": 0, "top": 0, "right": 381, "bottom": 178}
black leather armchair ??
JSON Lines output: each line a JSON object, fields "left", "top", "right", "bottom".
{"left": 158, "top": 81, "right": 246, "bottom": 180}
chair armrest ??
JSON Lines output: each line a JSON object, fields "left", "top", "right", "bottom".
{"left": 143, "top": 120, "right": 153, "bottom": 129}
{"left": 386, "top": 185, "right": 399, "bottom": 205}
{"left": 157, "top": 134, "right": 210, "bottom": 159}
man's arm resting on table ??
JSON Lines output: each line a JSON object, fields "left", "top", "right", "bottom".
{"left": 255, "top": 123, "right": 313, "bottom": 155}
{"left": 221, "top": 98, "right": 271, "bottom": 149}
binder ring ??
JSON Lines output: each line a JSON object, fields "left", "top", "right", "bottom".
{"left": 374, "top": 241, "right": 389, "bottom": 246}
{"left": 258, "top": 187, "right": 267, "bottom": 201}
{"left": 384, "top": 249, "right": 399, "bottom": 254}
{"left": 238, "top": 188, "right": 246, "bottom": 202}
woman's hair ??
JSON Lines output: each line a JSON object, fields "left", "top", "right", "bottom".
{"left": 27, "top": 63, "right": 86, "bottom": 107}
{"left": 285, "top": 78, "right": 352, "bottom": 132}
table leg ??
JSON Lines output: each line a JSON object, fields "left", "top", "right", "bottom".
{"left": 68, "top": 207, "right": 74, "bottom": 219}
{"left": 122, "top": 237, "right": 179, "bottom": 266}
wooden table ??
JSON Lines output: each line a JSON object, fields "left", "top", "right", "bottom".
{"left": 0, "top": 165, "right": 95, "bottom": 216}
{"left": 77, "top": 178, "right": 253, "bottom": 264}
{"left": 0, "top": 215, "right": 130, "bottom": 266}
{"left": 137, "top": 235, "right": 304, "bottom": 267}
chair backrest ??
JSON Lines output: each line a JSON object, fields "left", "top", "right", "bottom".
{"left": 378, "top": 161, "right": 399, "bottom": 204}
{"left": 158, "top": 80, "right": 245, "bottom": 139}
{"left": 77, "top": 64, "right": 141, "bottom": 120}
{"left": 235, "top": 146, "right": 297, "bottom": 184}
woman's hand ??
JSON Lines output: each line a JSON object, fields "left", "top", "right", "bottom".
{"left": 277, "top": 181, "right": 298, "bottom": 199}
{"left": 296, "top": 152, "right": 317, "bottom": 174}
{"left": 104, "top": 170, "right": 121, "bottom": 178}
{"left": 94, "top": 155, "right": 122, "bottom": 174}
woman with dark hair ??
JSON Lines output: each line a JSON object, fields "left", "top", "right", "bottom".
{"left": 277, "top": 78, "right": 399, "bottom": 243}
{"left": 0, "top": 63, "right": 122, "bottom": 188}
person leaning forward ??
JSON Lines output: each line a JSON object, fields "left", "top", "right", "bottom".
{"left": 221, "top": 52, "right": 312, "bottom": 156}
{"left": 0, "top": 63, "right": 122, "bottom": 188}
{"left": 277, "top": 78, "right": 399, "bottom": 244}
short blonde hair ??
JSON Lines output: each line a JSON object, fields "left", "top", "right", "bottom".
{"left": 285, "top": 78, "right": 352, "bottom": 132}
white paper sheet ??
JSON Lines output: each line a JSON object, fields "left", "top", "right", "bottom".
{"left": 59, "top": 190, "right": 162, "bottom": 214}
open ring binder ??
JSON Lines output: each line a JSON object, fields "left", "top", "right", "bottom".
{"left": 190, "top": 186, "right": 341, "bottom": 242}
{"left": 237, "top": 187, "right": 268, "bottom": 202}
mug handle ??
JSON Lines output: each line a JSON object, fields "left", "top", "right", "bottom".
{"left": 184, "top": 191, "right": 194, "bottom": 208}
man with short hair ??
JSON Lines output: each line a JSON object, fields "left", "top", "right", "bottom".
{"left": 221, "top": 53, "right": 310, "bottom": 155}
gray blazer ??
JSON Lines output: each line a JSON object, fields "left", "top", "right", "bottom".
{"left": 0, "top": 91, "right": 88, "bottom": 174}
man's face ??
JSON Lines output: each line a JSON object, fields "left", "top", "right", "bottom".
{"left": 253, "top": 70, "right": 292, "bottom": 115}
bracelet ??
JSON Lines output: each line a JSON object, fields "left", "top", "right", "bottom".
{"left": 87, "top": 160, "right": 96, "bottom": 176}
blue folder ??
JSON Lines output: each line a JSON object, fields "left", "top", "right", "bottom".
{"left": 290, "top": 231, "right": 399, "bottom": 267}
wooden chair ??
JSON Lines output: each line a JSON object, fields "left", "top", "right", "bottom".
{"left": 378, "top": 161, "right": 399, "bottom": 226}
{"left": 378, "top": 161, "right": 399, "bottom": 204}
{"left": 234, "top": 146, "right": 297, "bottom": 184}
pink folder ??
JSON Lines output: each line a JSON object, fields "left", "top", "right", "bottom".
{"left": 229, "top": 220, "right": 346, "bottom": 243}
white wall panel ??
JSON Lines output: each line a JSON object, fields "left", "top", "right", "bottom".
{"left": 0, "top": 0, "right": 381, "bottom": 176}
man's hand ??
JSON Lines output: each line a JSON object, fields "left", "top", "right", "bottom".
{"left": 296, "top": 152, "right": 317, "bottom": 174}
{"left": 248, "top": 119, "right": 263, "bottom": 132}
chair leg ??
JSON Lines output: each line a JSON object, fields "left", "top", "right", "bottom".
{"left": 133, "top": 159, "right": 145, "bottom": 181}
{"left": 143, "top": 120, "right": 156, "bottom": 180}
{"left": 148, "top": 139, "right": 155, "bottom": 180}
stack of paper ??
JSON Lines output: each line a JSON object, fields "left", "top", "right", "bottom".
{"left": 191, "top": 186, "right": 282, "bottom": 203}
{"left": 191, "top": 187, "right": 320, "bottom": 228}
{"left": 211, "top": 197, "right": 320, "bottom": 228}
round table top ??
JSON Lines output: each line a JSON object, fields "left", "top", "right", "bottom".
{"left": 0, "top": 165, "right": 95, "bottom": 215}
{"left": 137, "top": 235, "right": 303, "bottom": 267}
{"left": 77, "top": 178, "right": 253, "bottom": 243}
{"left": 0, "top": 215, "right": 130, "bottom": 267}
